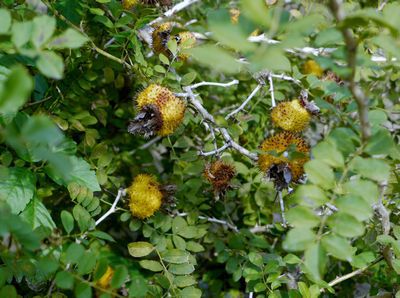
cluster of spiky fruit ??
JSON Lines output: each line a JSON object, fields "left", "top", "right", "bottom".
{"left": 204, "top": 160, "right": 236, "bottom": 195}
{"left": 302, "top": 59, "right": 324, "bottom": 77}
{"left": 128, "top": 174, "right": 163, "bottom": 219}
{"left": 122, "top": 0, "right": 171, "bottom": 10}
{"left": 152, "top": 23, "right": 196, "bottom": 60}
{"left": 258, "top": 132, "right": 310, "bottom": 189}
{"left": 128, "top": 84, "right": 186, "bottom": 137}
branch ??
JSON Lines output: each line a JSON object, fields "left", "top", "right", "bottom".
{"left": 329, "top": 0, "right": 371, "bottom": 142}
{"left": 149, "top": 0, "right": 201, "bottom": 26}
{"left": 225, "top": 84, "right": 263, "bottom": 119}
{"left": 95, "top": 188, "right": 126, "bottom": 226}
{"left": 321, "top": 256, "right": 383, "bottom": 292}
{"left": 249, "top": 224, "right": 274, "bottom": 233}
{"left": 190, "top": 79, "right": 239, "bottom": 89}
{"left": 268, "top": 74, "right": 276, "bottom": 108}
{"left": 177, "top": 212, "right": 238, "bottom": 232}
{"left": 183, "top": 83, "right": 258, "bottom": 161}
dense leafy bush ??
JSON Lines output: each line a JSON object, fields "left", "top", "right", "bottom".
{"left": 0, "top": 0, "right": 399, "bottom": 297}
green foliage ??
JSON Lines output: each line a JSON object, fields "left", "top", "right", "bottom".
{"left": 0, "top": 0, "right": 399, "bottom": 297}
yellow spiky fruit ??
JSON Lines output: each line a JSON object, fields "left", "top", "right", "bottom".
{"left": 128, "top": 174, "right": 163, "bottom": 219}
{"left": 303, "top": 60, "right": 324, "bottom": 77}
{"left": 176, "top": 31, "right": 196, "bottom": 60}
{"left": 97, "top": 266, "right": 114, "bottom": 289}
{"left": 258, "top": 132, "right": 309, "bottom": 183}
{"left": 271, "top": 99, "right": 311, "bottom": 132}
{"left": 137, "top": 84, "right": 186, "bottom": 136}
{"left": 152, "top": 23, "right": 173, "bottom": 58}
{"left": 122, "top": 0, "right": 140, "bottom": 9}
{"left": 230, "top": 8, "right": 241, "bottom": 24}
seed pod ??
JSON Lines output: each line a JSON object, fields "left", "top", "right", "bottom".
{"left": 128, "top": 84, "right": 186, "bottom": 137}
{"left": 97, "top": 266, "right": 114, "bottom": 289}
{"left": 152, "top": 23, "right": 196, "bottom": 61}
{"left": 258, "top": 132, "right": 309, "bottom": 190}
{"left": 128, "top": 174, "right": 163, "bottom": 219}
{"left": 271, "top": 99, "right": 311, "bottom": 132}
{"left": 204, "top": 160, "right": 236, "bottom": 195}
{"left": 122, "top": 0, "right": 140, "bottom": 9}
{"left": 152, "top": 22, "right": 173, "bottom": 58}
{"left": 302, "top": 60, "right": 324, "bottom": 77}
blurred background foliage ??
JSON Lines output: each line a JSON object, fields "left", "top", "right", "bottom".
{"left": 0, "top": 0, "right": 399, "bottom": 297}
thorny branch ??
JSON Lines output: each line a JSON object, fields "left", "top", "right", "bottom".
{"left": 95, "top": 189, "right": 126, "bottom": 226}
{"left": 329, "top": 0, "right": 371, "bottom": 143}
{"left": 177, "top": 212, "right": 238, "bottom": 232}
{"left": 148, "top": 0, "right": 201, "bottom": 26}
{"left": 182, "top": 82, "right": 258, "bottom": 161}
{"left": 225, "top": 84, "right": 263, "bottom": 119}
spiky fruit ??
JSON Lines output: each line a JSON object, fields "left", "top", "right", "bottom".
{"left": 122, "top": 0, "right": 140, "bottom": 9}
{"left": 258, "top": 132, "right": 309, "bottom": 189}
{"left": 97, "top": 267, "right": 114, "bottom": 289}
{"left": 204, "top": 160, "right": 236, "bottom": 194}
{"left": 271, "top": 99, "right": 311, "bottom": 132}
{"left": 302, "top": 60, "right": 324, "bottom": 77}
{"left": 128, "top": 84, "right": 186, "bottom": 137}
{"left": 230, "top": 8, "right": 240, "bottom": 24}
{"left": 176, "top": 31, "right": 196, "bottom": 60}
{"left": 152, "top": 23, "right": 173, "bottom": 58}
{"left": 128, "top": 174, "right": 163, "bottom": 219}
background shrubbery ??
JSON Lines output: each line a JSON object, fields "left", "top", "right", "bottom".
{"left": 0, "top": 0, "right": 399, "bottom": 297}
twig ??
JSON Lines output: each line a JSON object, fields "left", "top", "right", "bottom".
{"left": 321, "top": 256, "right": 383, "bottom": 292}
{"left": 329, "top": 0, "right": 371, "bottom": 142}
{"left": 200, "top": 143, "right": 230, "bottom": 157}
{"left": 268, "top": 74, "right": 276, "bottom": 108}
{"left": 278, "top": 192, "right": 287, "bottom": 226}
{"left": 270, "top": 73, "right": 301, "bottom": 84}
{"left": 177, "top": 212, "right": 238, "bottom": 232}
{"left": 249, "top": 224, "right": 274, "bottom": 233}
{"left": 190, "top": 79, "right": 239, "bottom": 89}
{"left": 225, "top": 84, "right": 263, "bottom": 119}
{"left": 95, "top": 188, "right": 126, "bottom": 226}
{"left": 149, "top": 0, "right": 201, "bottom": 26}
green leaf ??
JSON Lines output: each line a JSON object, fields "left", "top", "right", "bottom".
{"left": 46, "top": 156, "right": 101, "bottom": 192}
{"left": 0, "top": 9, "right": 11, "bottom": 34}
{"left": 90, "top": 230, "right": 115, "bottom": 242}
{"left": 252, "top": 47, "right": 291, "bottom": 72}
{"left": 248, "top": 252, "right": 263, "bottom": 267}
{"left": 31, "top": 15, "right": 56, "bottom": 49}
{"left": 0, "top": 167, "right": 35, "bottom": 214}
{"left": 294, "top": 185, "right": 328, "bottom": 208}
{"left": 61, "top": 210, "right": 74, "bottom": 234}
{"left": 283, "top": 254, "right": 302, "bottom": 264}
{"left": 283, "top": 228, "right": 316, "bottom": 252}
{"left": 75, "top": 281, "right": 92, "bottom": 298}
{"left": 37, "top": 51, "right": 65, "bottom": 80}
{"left": 286, "top": 206, "right": 320, "bottom": 228}
{"left": 172, "top": 216, "right": 187, "bottom": 235}
{"left": 129, "top": 275, "right": 148, "bottom": 297}
{"left": 304, "top": 160, "right": 335, "bottom": 189}
{"left": 139, "top": 260, "right": 163, "bottom": 272}
{"left": 169, "top": 263, "right": 195, "bottom": 275}
{"left": 174, "top": 275, "right": 197, "bottom": 288}
{"left": 351, "top": 157, "right": 390, "bottom": 182}
{"left": 351, "top": 252, "right": 376, "bottom": 269}
{"left": 321, "top": 234, "right": 355, "bottom": 261}
{"left": 181, "top": 72, "right": 197, "bottom": 86}
{"left": 0, "top": 66, "right": 33, "bottom": 114}
{"left": 48, "top": 28, "right": 88, "bottom": 49}
{"left": 328, "top": 213, "right": 365, "bottom": 238}
{"left": 343, "top": 179, "right": 379, "bottom": 205}
{"left": 55, "top": 271, "right": 75, "bottom": 289}
{"left": 365, "top": 129, "right": 395, "bottom": 156}
{"left": 65, "top": 243, "right": 85, "bottom": 264}
{"left": 241, "top": 0, "right": 270, "bottom": 27}
{"left": 72, "top": 204, "right": 94, "bottom": 232}
{"left": 312, "top": 140, "right": 344, "bottom": 168}
{"left": 110, "top": 265, "right": 128, "bottom": 289}
{"left": 128, "top": 242, "right": 154, "bottom": 258}
{"left": 161, "top": 249, "right": 189, "bottom": 264}
{"left": 186, "top": 241, "right": 204, "bottom": 252}
{"left": 180, "top": 287, "right": 202, "bottom": 298}
{"left": 303, "top": 243, "right": 327, "bottom": 281}
{"left": 11, "top": 21, "right": 33, "bottom": 48}
{"left": 20, "top": 196, "right": 56, "bottom": 229}
{"left": 336, "top": 195, "right": 373, "bottom": 221}
{"left": 189, "top": 45, "right": 241, "bottom": 74}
